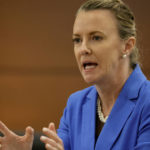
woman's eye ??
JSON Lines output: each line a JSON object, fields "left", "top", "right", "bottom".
{"left": 92, "top": 36, "right": 103, "bottom": 41}
{"left": 72, "top": 38, "right": 81, "bottom": 44}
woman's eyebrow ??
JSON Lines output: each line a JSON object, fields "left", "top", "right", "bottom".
{"left": 89, "top": 31, "right": 104, "bottom": 35}
{"left": 72, "top": 34, "right": 80, "bottom": 37}
{"left": 72, "top": 31, "right": 105, "bottom": 38}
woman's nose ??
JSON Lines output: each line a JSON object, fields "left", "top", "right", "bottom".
{"left": 79, "top": 41, "right": 92, "bottom": 55}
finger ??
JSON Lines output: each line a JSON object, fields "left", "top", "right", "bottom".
{"left": 41, "top": 136, "right": 63, "bottom": 150}
{"left": 46, "top": 144, "right": 57, "bottom": 150}
{"left": 24, "top": 126, "right": 34, "bottom": 142}
{"left": 40, "top": 136, "right": 58, "bottom": 147}
{"left": 48, "top": 123, "right": 56, "bottom": 133}
{"left": 0, "top": 121, "right": 11, "bottom": 136}
{"left": 42, "top": 128, "right": 61, "bottom": 144}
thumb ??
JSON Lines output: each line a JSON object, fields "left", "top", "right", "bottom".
{"left": 25, "top": 126, "right": 34, "bottom": 142}
{"left": 0, "top": 121, "right": 11, "bottom": 136}
{"left": 48, "top": 122, "right": 56, "bottom": 133}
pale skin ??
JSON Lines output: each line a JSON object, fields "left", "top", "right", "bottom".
{"left": 0, "top": 121, "right": 34, "bottom": 150}
{"left": 40, "top": 123, "right": 64, "bottom": 150}
{"left": 0, "top": 9, "right": 136, "bottom": 150}
{"left": 0, "top": 121, "right": 64, "bottom": 150}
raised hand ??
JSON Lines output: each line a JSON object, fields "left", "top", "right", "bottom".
{"left": 40, "top": 122, "right": 64, "bottom": 150}
{"left": 0, "top": 121, "right": 34, "bottom": 150}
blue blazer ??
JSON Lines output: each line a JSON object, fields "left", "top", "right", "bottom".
{"left": 57, "top": 65, "right": 150, "bottom": 150}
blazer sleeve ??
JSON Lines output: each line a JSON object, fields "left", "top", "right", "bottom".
{"left": 134, "top": 100, "right": 150, "bottom": 150}
{"left": 57, "top": 97, "right": 72, "bottom": 150}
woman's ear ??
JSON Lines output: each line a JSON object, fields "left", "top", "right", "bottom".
{"left": 123, "top": 37, "right": 136, "bottom": 55}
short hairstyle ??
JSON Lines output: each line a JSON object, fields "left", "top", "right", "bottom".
{"left": 76, "top": 0, "right": 139, "bottom": 68}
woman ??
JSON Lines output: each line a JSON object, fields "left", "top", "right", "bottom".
{"left": 0, "top": 0, "right": 150, "bottom": 149}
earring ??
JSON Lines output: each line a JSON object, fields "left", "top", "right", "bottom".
{"left": 122, "top": 54, "right": 127, "bottom": 58}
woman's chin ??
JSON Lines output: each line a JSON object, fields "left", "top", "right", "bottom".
{"left": 83, "top": 76, "right": 96, "bottom": 85}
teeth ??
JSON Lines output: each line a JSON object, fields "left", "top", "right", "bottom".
{"left": 85, "top": 65, "right": 97, "bottom": 69}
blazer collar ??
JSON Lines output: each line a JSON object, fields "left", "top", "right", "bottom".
{"left": 95, "top": 65, "right": 147, "bottom": 149}
{"left": 121, "top": 64, "right": 146, "bottom": 100}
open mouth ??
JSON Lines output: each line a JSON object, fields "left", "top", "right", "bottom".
{"left": 83, "top": 62, "right": 98, "bottom": 70}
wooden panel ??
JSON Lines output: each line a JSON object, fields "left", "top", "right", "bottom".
{"left": 0, "top": 73, "right": 87, "bottom": 131}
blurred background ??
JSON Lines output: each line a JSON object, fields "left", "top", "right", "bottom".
{"left": 0, "top": 0, "right": 150, "bottom": 132}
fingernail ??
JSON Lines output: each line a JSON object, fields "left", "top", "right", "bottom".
{"left": 40, "top": 136, "right": 46, "bottom": 140}
{"left": 43, "top": 127, "right": 48, "bottom": 132}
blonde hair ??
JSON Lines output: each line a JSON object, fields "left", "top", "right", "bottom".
{"left": 77, "top": 0, "right": 139, "bottom": 68}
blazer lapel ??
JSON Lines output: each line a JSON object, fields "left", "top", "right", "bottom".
{"left": 95, "top": 94, "right": 135, "bottom": 150}
{"left": 81, "top": 87, "right": 98, "bottom": 150}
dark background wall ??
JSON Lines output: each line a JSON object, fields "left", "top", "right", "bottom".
{"left": 0, "top": 0, "right": 150, "bottom": 131}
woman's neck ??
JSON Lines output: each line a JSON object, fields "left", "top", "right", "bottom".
{"left": 95, "top": 66, "right": 133, "bottom": 117}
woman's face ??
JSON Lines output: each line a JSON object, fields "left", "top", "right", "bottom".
{"left": 73, "top": 10, "right": 127, "bottom": 85}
